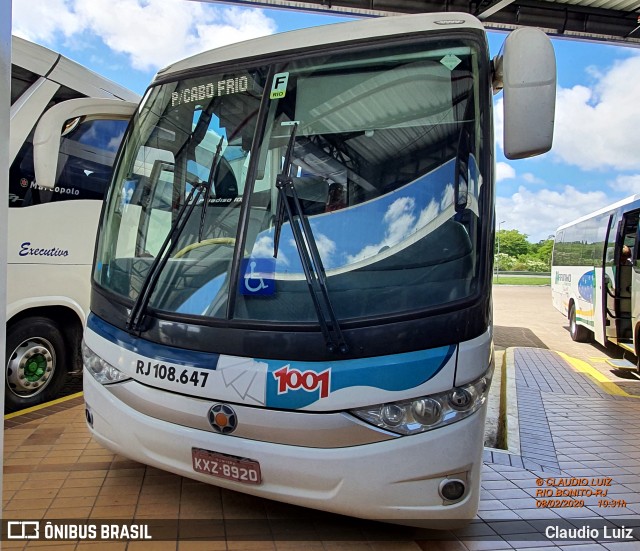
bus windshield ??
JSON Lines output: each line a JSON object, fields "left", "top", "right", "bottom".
{"left": 95, "top": 38, "right": 485, "bottom": 325}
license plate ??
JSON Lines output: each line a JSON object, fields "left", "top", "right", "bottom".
{"left": 192, "top": 447, "right": 262, "bottom": 485}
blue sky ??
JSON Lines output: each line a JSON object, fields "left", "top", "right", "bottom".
{"left": 12, "top": 0, "right": 640, "bottom": 242}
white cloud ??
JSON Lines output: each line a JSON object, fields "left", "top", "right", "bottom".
{"left": 551, "top": 55, "right": 640, "bottom": 171}
{"left": 383, "top": 197, "right": 417, "bottom": 244}
{"left": 347, "top": 185, "right": 454, "bottom": 263}
{"left": 497, "top": 185, "right": 608, "bottom": 242}
{"left": 522, "top": 172, "right": 545, "bottom": 185}
{"left": 494, "top": 54, "right": 640, "bottom": 172}
{"left": 609, "top": 174, "right": 640, "bottom": 195}
{"left": 12, "top": 0, "right": 83, "bottom": 42}
{"left": 440, "top": 183, "right": 454, "bottom": 210}
{"left": 416, "top": 198, "right": 440, "bottom": 230}
{"left": 251, "top": 235, "right": 289, "bottom": 266}
{"left": 314, "top": 233, "right": 337, "bottom": 267}
{"left": 496, "top": 162, "right": 515, "bottom": 182}
{"left": 13, "top": 0, "right": 277, "bottom": 71}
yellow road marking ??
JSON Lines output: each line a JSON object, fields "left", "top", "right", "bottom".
{"left": 556, "top": 352, "right": 634, "bottom": 398}
{"left": 4, "top": 391, "right": 84, "bottom": 420}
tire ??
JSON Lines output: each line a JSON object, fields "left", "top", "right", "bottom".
{"left": 5, "top": 317, "right": 68, "bottom": 412}
{"left": 569, "top": 302, "right": 591, "bottom": 343}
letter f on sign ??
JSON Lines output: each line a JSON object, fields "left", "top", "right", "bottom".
{"left": 270, "top": 72, "right": 289, "bottom": 99}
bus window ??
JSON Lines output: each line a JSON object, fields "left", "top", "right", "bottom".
{"left": 56, "top": 117, "right": 129, "bottom": 199}
{"left": 9, "top": 84, "right": 87, "bottom": 207}
{"left": 9, "top": 116, "right": 128, "bottom": 206}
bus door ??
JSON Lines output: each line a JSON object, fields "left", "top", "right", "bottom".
{"left": 631, "top": 218, "right": 640, "bottom": 352}
{"left": 604, "top": 211, "right": 638, "bottom": 347}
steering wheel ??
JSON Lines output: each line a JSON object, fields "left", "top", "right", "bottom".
{"left": 173, "top": 237, "right": 236, "bottom": 259}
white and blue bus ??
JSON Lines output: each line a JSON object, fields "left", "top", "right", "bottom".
{"left": 552, "top": 195, "right": 640, "bottom": 361}
{"left": 79, "top": 14, "right": 555, "bottom": 523}
{"left": 6, "top": 36, "right": 138, "bottom": 411}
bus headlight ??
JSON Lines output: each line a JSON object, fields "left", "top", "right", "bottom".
{"left": 350, "top": 371, "right": 491, "bottom": 435}
{"left": 82, "top": 341, "right": 130, "bottom": 384}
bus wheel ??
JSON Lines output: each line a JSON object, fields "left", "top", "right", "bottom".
{"left": 569, "top": 303, "right": 591, "bottom": 342}
{"left": 5, "top": 317, "right": 68, "bottom": 412}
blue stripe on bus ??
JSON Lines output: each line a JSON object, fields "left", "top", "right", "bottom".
{"left": 263, "top": 345, "right": 456, "bottom": 409}
{"left": 87, "top": 314, "right": 221, "bottom": 369}
{"left": 87, "top": 314, "right": 455, "bottom": 407}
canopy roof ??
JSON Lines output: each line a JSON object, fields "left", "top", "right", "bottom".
{"left": 197, "top": 0, "right": 640, "bottom": 47}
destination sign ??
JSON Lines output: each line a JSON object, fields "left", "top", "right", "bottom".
{"left": 171, "top": 76, "right": 249, "bottom": 106}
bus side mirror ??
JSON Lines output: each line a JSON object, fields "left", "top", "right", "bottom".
{"left": 492, "top": 28, "right": 556, "bottom": 160}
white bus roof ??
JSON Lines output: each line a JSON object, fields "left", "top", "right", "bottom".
{"left": 555, "top": 194, "right": 640, "bottom": 233}
{"left": 155, "top": 12, "right": 484, "bottom": 80}
{"left": 12, "top": 35, "right": 140, "bottom": 103}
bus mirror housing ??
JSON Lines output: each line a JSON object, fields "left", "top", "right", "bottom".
{"left": 33, "top": 97, "right": 137, "bottom": 189}
{"left": 493, "top": 28, "right": 556, "bottom": 160}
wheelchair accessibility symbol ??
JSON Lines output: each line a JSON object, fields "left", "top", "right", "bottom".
{"left": 240, "top": 258, "right": 275, "bottom": 296}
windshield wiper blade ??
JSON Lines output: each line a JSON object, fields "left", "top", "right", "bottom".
{"left": 128, "top": 105, "right": 222, "bottom": 332}
{"left": 199, "top": 135, "right": 225, "bottom": 242}
{"left": 286, "top": 181, "right": 349, "bottom": 354}
{"left": 127, "top": 181, "right": 205, "bottom": 332}
{"left": 273, "top": 123, "right": 297, "bottom": 259}
{"left": 272, "top": 125, "right": 348, "bottom": 354}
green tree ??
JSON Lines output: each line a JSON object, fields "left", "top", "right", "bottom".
{"left": 495, "top": 229, "right": 530, "bottom": 257}
{"left": 534, "top": 239, "right": 554, "bottom": 269}
{"left": 495, "top": 252, "right": 516, "bottom": 271}
{"left": 512, "top": 255, "right": 549, "bottom": 272}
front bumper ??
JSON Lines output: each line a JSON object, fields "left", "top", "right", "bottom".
{"left": 84, "top": 372, "right": 486, "bottom": 524}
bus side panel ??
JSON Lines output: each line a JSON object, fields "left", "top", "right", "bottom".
{"left": 6, "top": 264, "right": 90, "bottom": 323}
{"left": 6, "top": 200, "right": 101, "bottom": 324}
{"left": 551, "top": 265, "right": 596, "bottom": 333}
{"left": 7, "top": 200, "right": 102, "bottom": 266}
{"left": 551, "top": 263, "right": 570, "bottom": 315}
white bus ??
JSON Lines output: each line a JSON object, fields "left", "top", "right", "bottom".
{"left": 78, "top": 14, "right": 555, "bottom": 524}
{"left": 6, "top": 36, "right": 139, "bottom": 411}
{"left": 552, "top": 195, "right": 640, "bottom": 361}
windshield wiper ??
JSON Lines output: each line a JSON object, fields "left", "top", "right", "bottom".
{"left": 272, "top": 124, "right": 349, "bottom": 354}
{"left": 127, "top": 181, "right": 205, "bottom": 332}
{"left": 273, "top": 123, "right": 297, "bottom": 259}
{"left": 199, "top": 135, "right": 225, "bottom": 242}
{"left": 128, "top": 107, "right": 227, "bottom": 333}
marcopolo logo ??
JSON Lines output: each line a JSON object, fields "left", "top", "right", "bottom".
{"left": 27, "top": 180, "right": 79, "bottom": 196}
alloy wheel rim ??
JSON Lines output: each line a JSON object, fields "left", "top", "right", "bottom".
{"left": 6, "top": 338, "right": 56, "bottom": 398}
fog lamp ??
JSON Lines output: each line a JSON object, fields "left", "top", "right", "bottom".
{"left": 439, "top": 479, "right": 466, "bottom": 501}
